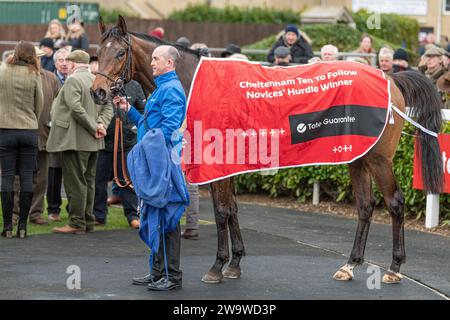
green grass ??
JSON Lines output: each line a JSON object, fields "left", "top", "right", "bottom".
{"left": 0, "top": 199, "right": 189, "bottom": 236}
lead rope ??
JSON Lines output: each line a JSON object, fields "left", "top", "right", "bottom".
{"left": 112, "top": 101, "right": 134, "bottom": 189}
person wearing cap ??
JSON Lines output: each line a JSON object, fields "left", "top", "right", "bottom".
{"left": 221, "top": 43, "right": 241, "bottom": 58}
{"left": 392, "top": 48, "right": 413, "bottom": 73}
{"left": 176, "top": 36, "right": 191, "bottom": 49}
{"left": 273, "top": 46, "right": 291, "bottom": 66}
{"left": 66, "top": 18, "right": 89, "bottom": 51}
{"left": 0, "top": 41, "right": 43, "bottom": 239}
{"left": 420, "top": 46, "right": 447, "bottom": 85}
{"left": 39, "top": 37, "right": 56, "bottom": 72}
{"left": 149, "top": 27, "right": 164, "bottom": 39}
{"left": 12, "top": 47, "right": 61, "bottom": 226}
{"left": 47, "top": 50, "right": 113, "bottom": 234}
{"left": 267, "top": 24, "right": 313, "bottom": 64}
{"left": 437, "top": 71, "right": 450, "bottom": 109}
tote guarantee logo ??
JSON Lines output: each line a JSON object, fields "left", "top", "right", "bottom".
{"left": 289, "top": 105, "right": 387, "bottom": 144}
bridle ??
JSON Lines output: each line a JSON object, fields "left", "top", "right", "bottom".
{"left": 96, "top": 33, "right": 133, "bottom": 95}
{"left": 96, "top": 33, "right": 134, "bottom": 189}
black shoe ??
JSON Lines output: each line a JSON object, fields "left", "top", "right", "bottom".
{"left": 132, "top": 273, "right": 161, "bottom": 286}
{"left": 147, "top": 277, "right": 182, "bottom": 291}
{"left": 181, "top": 228, "right": 199, "bottom": 240}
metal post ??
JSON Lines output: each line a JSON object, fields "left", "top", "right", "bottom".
{"left": 425, "top": 193, "right": 440, "bottom": 228}
{"left": 313, "top": 181, "right": 320, "bottom": 205}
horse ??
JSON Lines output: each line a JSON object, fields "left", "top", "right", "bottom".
{"left": 91, "top": 16, "right": 444, "bottom": 285}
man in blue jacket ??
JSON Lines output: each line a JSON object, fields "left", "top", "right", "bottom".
{"left": 114, "top": 45, "right": 186, "bottom": 291}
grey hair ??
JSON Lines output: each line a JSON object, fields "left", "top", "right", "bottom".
{"left": 321, "top": 44, "right": 338, "bottom": 55}
{"left": 53, "top": 48, "right": 71, "bottom": 62}
{"left": 378, "top": 47, "right": 394, "bottom": 60}
{"left": 157, "top": 45, "right": 180, "bottom": 67}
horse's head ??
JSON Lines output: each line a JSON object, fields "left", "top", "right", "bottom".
{"left": 91, "top": 15, "right": 133, "bottom": 105}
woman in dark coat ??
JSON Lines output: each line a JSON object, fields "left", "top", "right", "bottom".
{"left": 0, "top": 41, "right": 43, "bottom": 238}
{"left": 267, "top": 25, "right": 313, "bottom": 64}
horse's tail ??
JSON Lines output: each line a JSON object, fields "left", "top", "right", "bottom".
{"left": 391, "top": 71, "right": 444, "bottom": 193}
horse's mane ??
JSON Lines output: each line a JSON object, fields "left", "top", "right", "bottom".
{"left": 101, "top": 26, "right": 200, "bottom": 58}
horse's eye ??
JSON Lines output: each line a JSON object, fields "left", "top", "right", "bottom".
{"left": 116, "top": 49, "right": 126, "bottom": 58}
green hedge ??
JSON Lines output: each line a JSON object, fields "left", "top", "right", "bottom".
{"left": 245, "top": 24, "right": 418, "bottom": 64}
{"left": 235, "top": 122, "right": 450, "bottom": 224}
{"left": 168, "top": 4, "right": 301, "bottom": 24}
{"left": 351, "top": 10, "right": 420, "bottom": 56}
{"left": 99, "top": 7, "right": 138, "bottom": 24}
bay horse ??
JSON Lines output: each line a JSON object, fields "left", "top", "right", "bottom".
{"left": 91, "top": 16, "right": 443, "bottom": 285}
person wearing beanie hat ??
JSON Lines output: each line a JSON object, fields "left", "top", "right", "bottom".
{"left": 176, "top": 36, "right": 191, "bottom": 48}
{"left": 39, "top": 37, "right": 55, "bottom": 72}
{"left": 47, "top": 47, "right": 113, "bottom": 235}
{"left": 393, "top": 48, "right": 412, "bottom": 73}
{"left": 267, "top": 24, "right": 313, "bottom": 64}
{"left": 221, "top": 43, "right": 241, "bottom": 58}
{"left": 285, "top": 24, "right": 299, "bottom": 37}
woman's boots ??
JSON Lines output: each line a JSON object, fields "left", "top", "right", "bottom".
{"left": 1, "top": 191, "right": 14, "bottom": 238}
{"left": 17, "top": 192, "right": 33, "bottom": 239}
{"left": 1, "top": 191, "right": 33, "bottom": 239}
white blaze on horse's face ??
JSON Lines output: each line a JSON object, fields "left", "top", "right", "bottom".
{"left": 106, "top": 42, "right": 112, "bottom": 48}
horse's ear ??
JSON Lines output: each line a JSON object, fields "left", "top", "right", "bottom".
{"left": 117, "top": 15, "right": 128, "bottom": 35}
{"left": 99, "top": 16, "right": 106, "bottom": 35}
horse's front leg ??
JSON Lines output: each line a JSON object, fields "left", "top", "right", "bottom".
{"left": 201, "top": 179, "right": 232, "bottom": 283}
{"left": 223, "top": 178, "right": 245, "bottom": 279}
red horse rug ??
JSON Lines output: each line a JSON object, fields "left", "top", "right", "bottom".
{"left": 183, "top": 59, "right": 390, "bottom": 185}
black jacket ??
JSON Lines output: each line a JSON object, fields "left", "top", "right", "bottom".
{"left": 104, "top": 80, "right": 147, "bottom": 152}
{"left": 68, "top": 33, "right": 89, "bottom": 52}
{"left": 267, "top": 36, "right": 313, "bottom": 64}
{"left": 41, "top": 55, "right": 55, "bottom": 73}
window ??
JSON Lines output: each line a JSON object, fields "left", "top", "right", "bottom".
{"left": 446, "top": 0, "right": 450, "bottom": 12}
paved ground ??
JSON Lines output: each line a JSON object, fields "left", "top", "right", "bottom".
{"left": 0, "top": 198, "right": 448, "bottom": 300}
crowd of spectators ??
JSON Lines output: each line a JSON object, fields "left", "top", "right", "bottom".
{"left": 0, "top": 19, "right": 449, "bottom": 240}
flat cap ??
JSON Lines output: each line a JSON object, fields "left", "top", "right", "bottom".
{"left": 274, "top": 46, "right": 290, "bottom": 58}
{"left": 66, "top": 50, "right": 90, "bottom": 64}
{"left": 424, "top": 46, "right": 446, "bottom": 57}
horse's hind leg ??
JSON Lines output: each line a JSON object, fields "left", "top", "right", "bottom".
{"left": 201, "top": 179, "right": 233, "bottom": 284}
{"left": 223, "top": 179, "right": 245, "bottom": 279}
{"left": 366, "top": 154, "right": 405, "bottom": 283}
{"left": 334, "top": 159, "right": 375, "bottom": 281}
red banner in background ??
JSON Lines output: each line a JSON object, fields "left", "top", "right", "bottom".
{"left": 183, "top": 59, "right": 390, "bottom": 185}
{"left": 414, "top": 134, "right": 450, "bottom": 193}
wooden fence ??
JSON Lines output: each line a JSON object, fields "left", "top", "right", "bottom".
{"left": 0, "top": 18, "right": 284, "bottom": 55}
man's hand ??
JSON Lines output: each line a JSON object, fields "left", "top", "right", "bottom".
{"left": 95, "top": 123, "right": 107, "bottom": 139}
{"left": 112, "top": 96, "right": 131, "bottom": 112}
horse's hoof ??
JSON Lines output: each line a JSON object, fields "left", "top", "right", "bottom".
{"left": 201, "top": 271, "right": 223, "bottom": 284}
{"left": 333, "top": 265, "right": 354, "bottom": 281}
{"left": 223, "top": 266, "right": 241, "bottom": 279}
{"left": 382, "top": 271, "right": 402, "bottom": 284}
